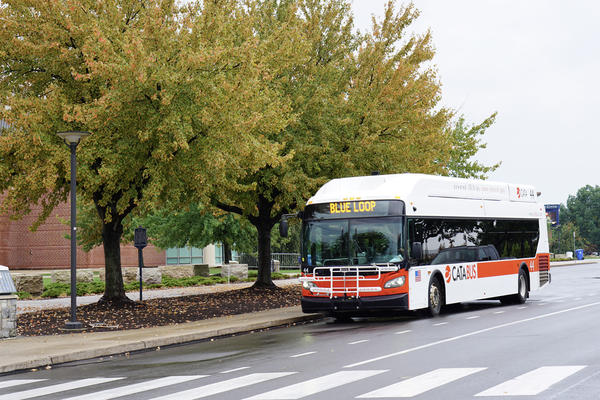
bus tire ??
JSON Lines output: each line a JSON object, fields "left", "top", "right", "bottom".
{"left": 428, "top": 276, "right": 444, "bottom": 316}
{"left": 501, "top": 268, "right": 528, "bottom": 305}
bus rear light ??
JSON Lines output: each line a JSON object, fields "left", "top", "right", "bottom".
{"left": 384, "top": 276, "right": 406, "bottom": 288}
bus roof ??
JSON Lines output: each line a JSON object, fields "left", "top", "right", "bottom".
{"left": 306, "top": 173, "right": 545, "bottom": 219}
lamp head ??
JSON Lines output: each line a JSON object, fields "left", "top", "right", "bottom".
{"left": 57, "top": 131, "right": 90, "bottom": 145}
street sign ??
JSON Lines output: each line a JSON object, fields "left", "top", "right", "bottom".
{"left": 544, "top": 204, "right": 560, "bottom": 226}
{"left": 134, "top": 227, "right": 147, "bottom": 249}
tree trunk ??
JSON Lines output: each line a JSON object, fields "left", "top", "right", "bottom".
{"left": 223, "top": 242, "right": 232, "bottom": 264}
{"left": 214, "top": 191, "right": 281, "bottom": 289}
{"left": 254, "top": 220, "right": 277, "bottom": 288}
{"left": 98, "top": 214, "right": 131, "bottom": 305}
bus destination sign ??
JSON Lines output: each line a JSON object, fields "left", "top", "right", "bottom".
{"left": 304, "top": 200, "right": 404, "bottom": 219}
{"left": 330, "top": 201, "right": 377, "bottom": 214}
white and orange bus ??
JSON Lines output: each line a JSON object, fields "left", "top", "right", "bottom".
{"left": 285, "top": 173, "right": 550, "bottom": 318}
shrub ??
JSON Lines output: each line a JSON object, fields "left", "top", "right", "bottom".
{"left": 161, "top": 275, "right": 228, "bottom": 288}
{"left": 17, "top": 291, "right": 32, "bottom": 299}
{"left": 42, "top": 282, "right": 69, "bottom": 298}
{"left": 75, "top": 281, "right": 105, "bottom": 296}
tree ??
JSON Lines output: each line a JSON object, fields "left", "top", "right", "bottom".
{"left": 565, "top": 185, "right": 600, "bottom": 252}
{"left": 272, "top": 221, "right": 301, "bottom": 254}
{"left": 133, "top": 204, "right": 256, "bottom": 263}
{"left": 210, "top": 0, "right": 497, "bottom": 288}
{"left": 0, "top": 0, "right": 291, "bottom": 303}
{"left": 445, "top": 114, "right": 500, "bottom": 179}
{"left": 549, "top": 222, "right": 590, "bottom": 255}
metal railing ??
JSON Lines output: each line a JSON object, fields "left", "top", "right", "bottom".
{"left": 238, "top": 253, "right": 300, "bottom": 269}
{"left": 272, "top": 253, "right": 300, "bottom": 268}
{"left": 300, "top": 264, "right": 398, "bottom": 298}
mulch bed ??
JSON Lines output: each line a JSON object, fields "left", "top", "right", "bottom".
{"left": 18, "top": 286, "right": 302, "bottom": 336}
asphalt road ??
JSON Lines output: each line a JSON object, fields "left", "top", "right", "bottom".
{"left": 2, "top": 262, "right": 600, "bottom": 399}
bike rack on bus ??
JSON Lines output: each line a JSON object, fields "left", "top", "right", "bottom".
{"left": 299, "top": 264, "right": 398, "bottom": 299}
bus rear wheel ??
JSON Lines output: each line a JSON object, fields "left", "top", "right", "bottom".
{"left": 428, "top": 277, "right": 444, "bottom": 316}
{"left": 501, "top": 269, "right": 528, "bottom": 305}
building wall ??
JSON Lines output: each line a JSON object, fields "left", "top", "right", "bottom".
{"left": 0, "top": 199, "right": 165, "bottom": 270}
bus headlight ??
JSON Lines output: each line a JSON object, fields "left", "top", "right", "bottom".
{"left": 302, "top": 281, "right": 317, "bottom": 290}
{"left": 384, "top": 276, "right": 406, "bottom": 288}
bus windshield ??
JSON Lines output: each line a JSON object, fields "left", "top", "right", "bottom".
{"left": 301, "top": 217, "right": 404, "bottom": 268}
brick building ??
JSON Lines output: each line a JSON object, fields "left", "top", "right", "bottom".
{"left": 0, "top": 200, "right": 165, "bottom": 270}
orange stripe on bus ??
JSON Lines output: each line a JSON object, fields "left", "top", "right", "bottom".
{"left": 477, "top": 259, "right": 530, "bottom": 278}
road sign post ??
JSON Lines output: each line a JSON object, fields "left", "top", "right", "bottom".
{"left": 134, "top": 227, "right": 148, "bottom": 301}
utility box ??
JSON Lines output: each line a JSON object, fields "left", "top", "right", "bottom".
{"left": 575, "top": 249, "right": 584, "bottom": 260}
{"left": 0, "top": 266, "right": 17, "bottom": 295}
{"left": 0, "top": 266, "right": 17, "bottom": 338}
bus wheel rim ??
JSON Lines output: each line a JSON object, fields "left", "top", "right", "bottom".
{"left": 430, "top": 285, "right": 440, "bottom": 309}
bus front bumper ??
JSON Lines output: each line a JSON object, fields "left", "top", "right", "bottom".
{"left": 301, "top": 293, "right": 409, "bottom": 315}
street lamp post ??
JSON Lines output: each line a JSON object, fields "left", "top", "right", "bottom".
{"left": 57, "top": 131, "right": 89, "bottom": 330}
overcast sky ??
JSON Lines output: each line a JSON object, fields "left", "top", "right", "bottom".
{"left": 351, "top": 0, "right": 600, "bottom": 205}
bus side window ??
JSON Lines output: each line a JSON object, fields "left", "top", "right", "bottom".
{"left": 407, "top": 219, "right": 422, "bottom": 264}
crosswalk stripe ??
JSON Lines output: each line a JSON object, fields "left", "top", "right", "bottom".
{"left": 357, "top": 368, "right": 486, "bottom": 398}
{"left": 221, "top": 367, "right": 250, "bottom": 374}
{"left": 244, "top": 370, "right": 387, "bottom": 400}
{"left": 475, "top": 366, "right": 586, "bottom": 396}
{"left": 0, "top": 380, "right": 46, "bottom": 390}
{"left": 61, "top": 375, "right": 206, "bottom": 400}
{"left": 148, "top": 373, "right": 295, "bottom": 400}
{"left": 0, "top": 378, "right": 123, "bottom": 400}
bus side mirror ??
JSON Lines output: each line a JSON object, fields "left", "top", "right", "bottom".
{"left": 411, "top": 242, "right": 423, "bottom": 260}
{"left": 279, "top": 216, "right": 289, "bottom": 238}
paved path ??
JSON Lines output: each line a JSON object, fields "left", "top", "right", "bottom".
{"left": 17, "top": 279, "right": 300, "bottom": 314}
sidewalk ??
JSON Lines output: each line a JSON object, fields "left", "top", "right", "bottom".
{"left": 0, "top": 306, "right": 321, "bottom": 374}
{"left": 550, "top": 259, "right": 598, "bottom": 268}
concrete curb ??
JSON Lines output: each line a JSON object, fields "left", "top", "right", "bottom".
{"left": 0, "top": 307, "right": 323, "bottom": 375}
{"left": 550, "top": 260, "right": 598, "bottom": 268}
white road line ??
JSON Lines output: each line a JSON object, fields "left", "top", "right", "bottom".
{"left": 493, "top": 311, "right": 505, "bottom": 314}
{"left": 574, "top": 297, "right": 583, "bottom": 300}
{"left": 466, "top": 316, "right": 480, "bottom": 319}
{"left": 538, "top": 303, "right": 547, "bottom": 306}
{"left": 0, "top": 380, "right": 45, "bottom": 389}
{"left": 344, "top": 301, "right": 600, "bottom": 368}
{"left": 475, "top": 366, "right": 586, "bottom": 396}
{"left": 349, "top": 340, "right": 369, "bottom": 345}
{"left": 221, "top": 367, "right": 250, "bottom": 374}
{"left": 357, "top": 368, "right": 486, "bottom": 398}
{"left": 517, "top": 306, "right": 527, "bottom": 309}
{"left": 395, "top": 330, "right": 412, "bottom": 335}
{"left": 62, "top": 376, "right": 205, "bottom": 400}
{"left": 244, "top": 370, "right": 387, "bottom": 400}
{"left": 433, "top": 322, "right": 448, "bottom": 326}
{"left": 150, "top": 373, "right": 295, "bottom": 400}
{"left": 0, "top": 378, "right": 124, "bottom": 400}
{"left": 290, "top": 352, "right": 316, "bottom": 358}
